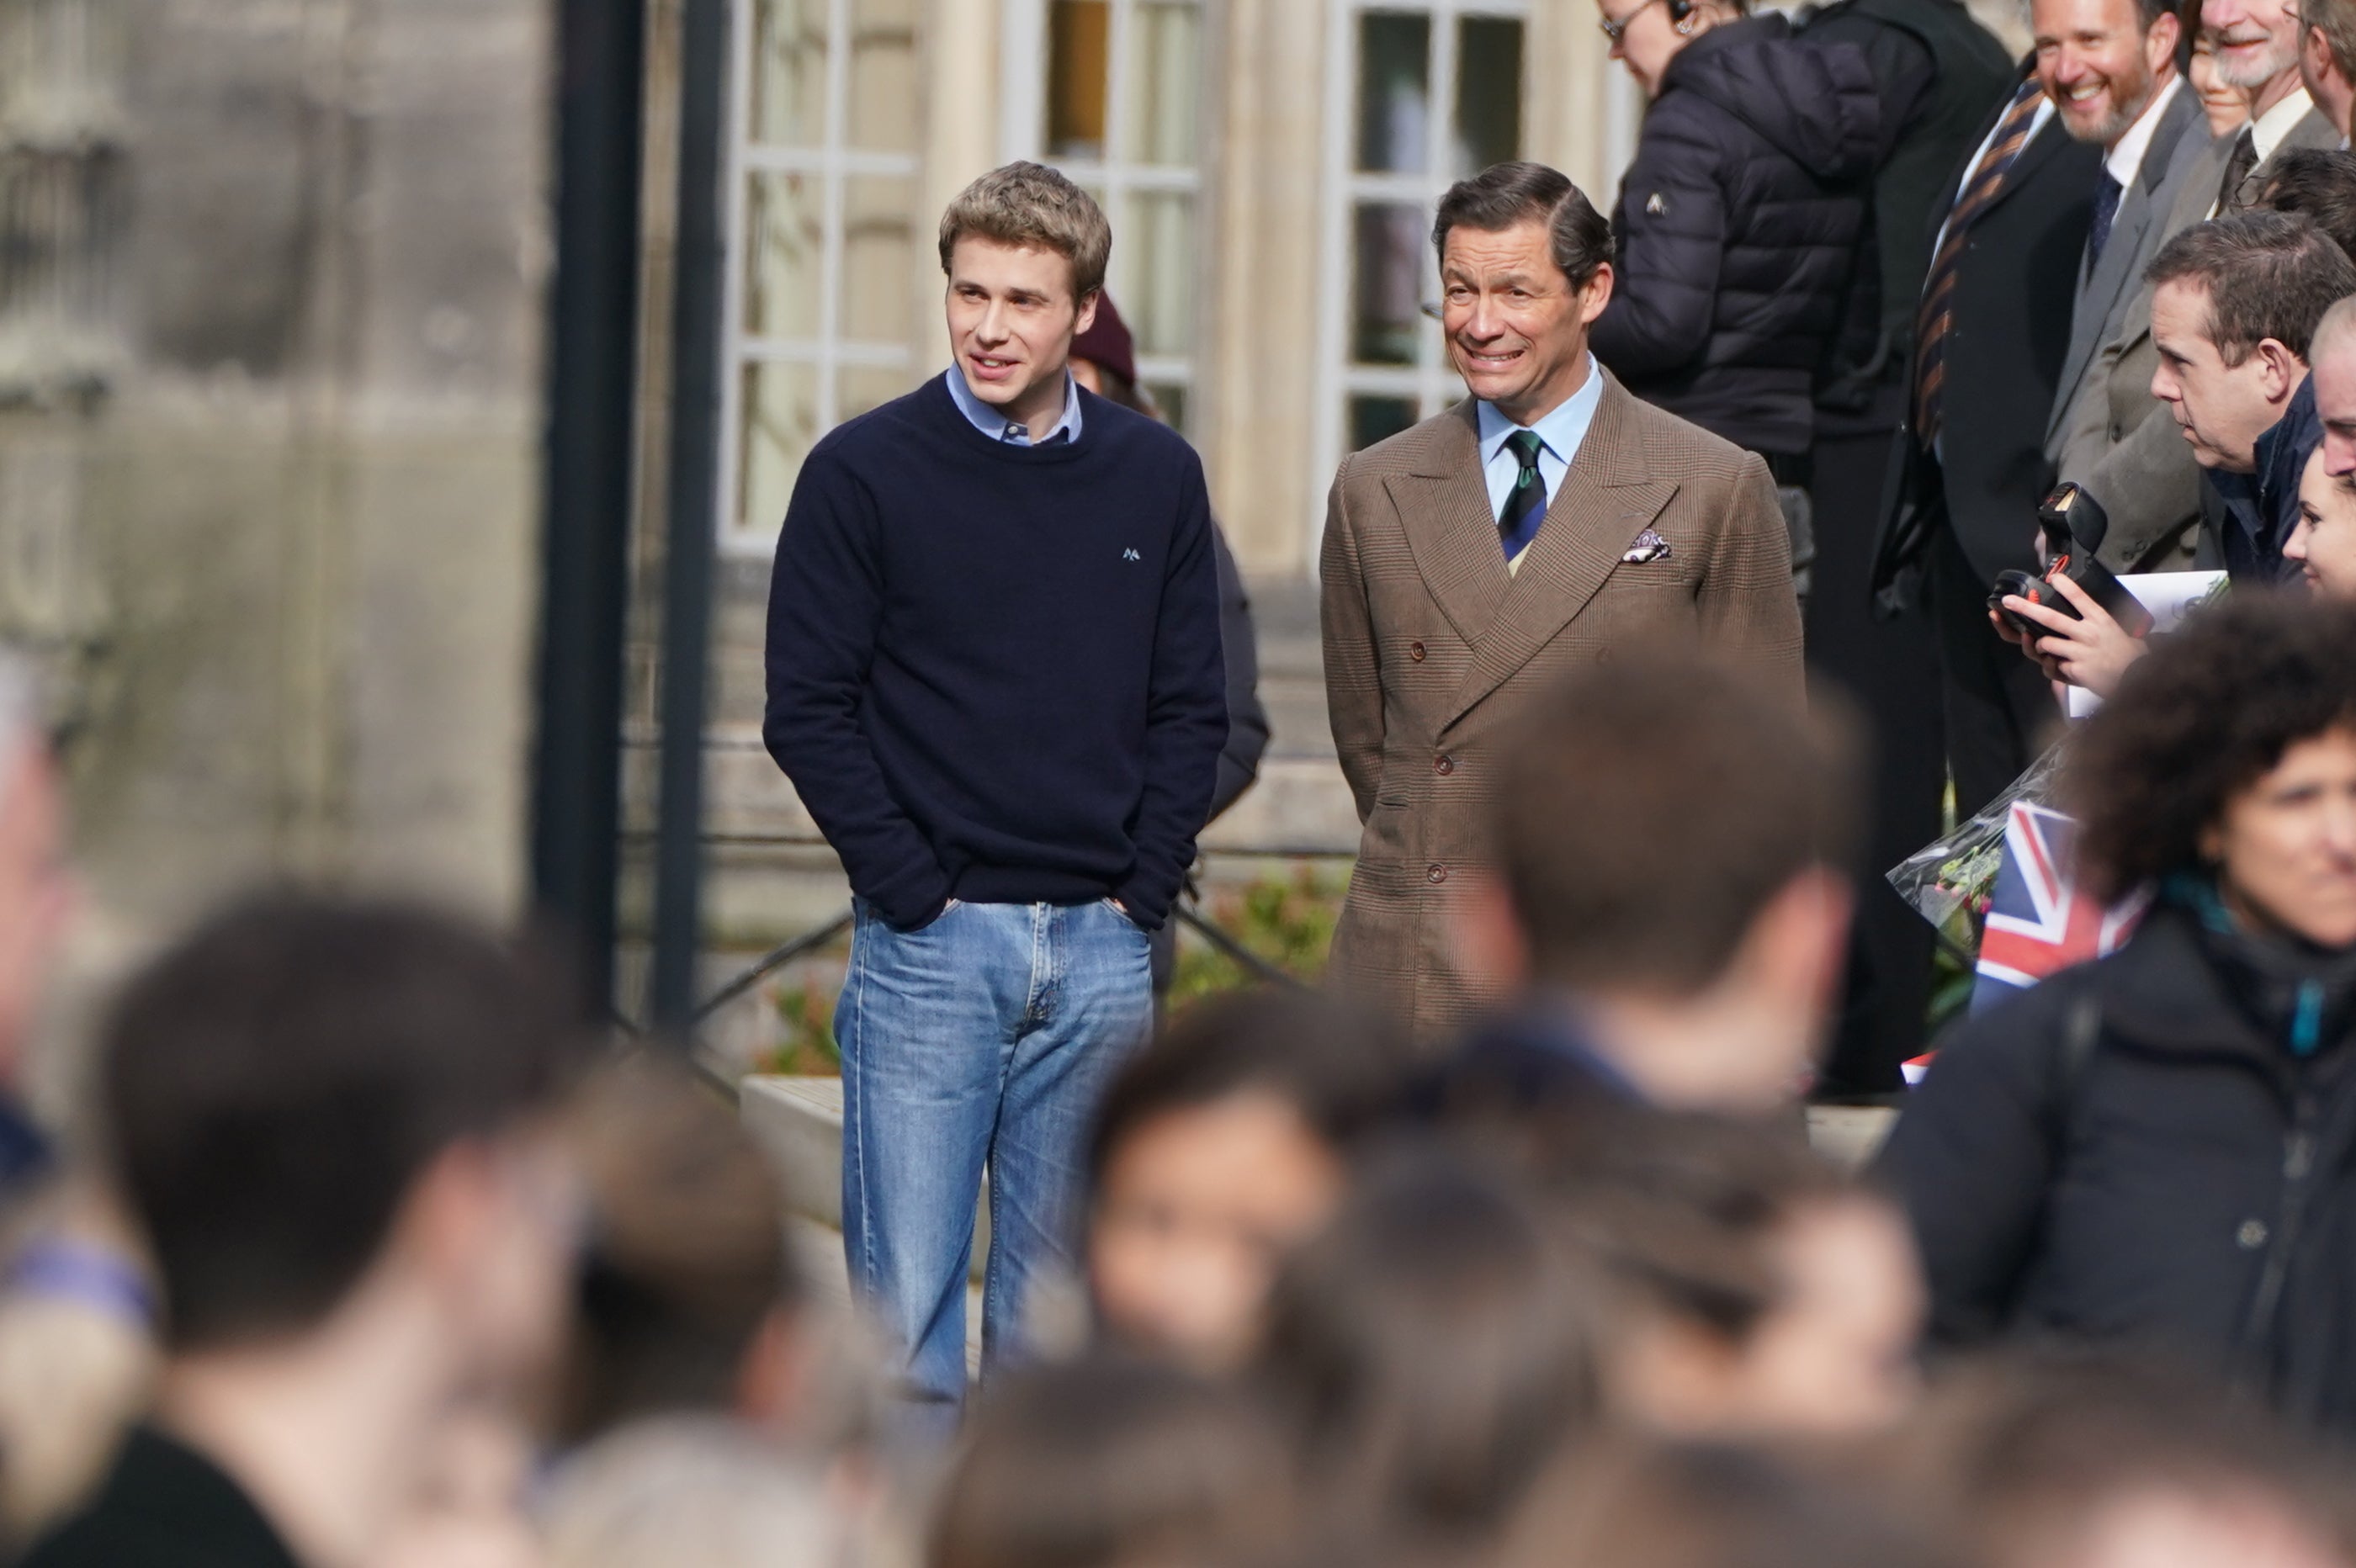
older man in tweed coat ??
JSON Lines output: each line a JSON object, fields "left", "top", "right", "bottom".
{"left": 1321, "top": 162, "right": 1803, "bottom": 1041}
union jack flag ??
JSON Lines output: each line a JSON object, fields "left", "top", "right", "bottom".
{"left": 1972, "top": 803, "right": 2145, "bottom": 1010}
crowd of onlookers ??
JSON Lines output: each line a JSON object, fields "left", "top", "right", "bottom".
{"left": 8, "top": 585, "right": 2356, "bottom": 1566}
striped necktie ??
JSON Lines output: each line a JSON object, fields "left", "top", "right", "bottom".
{"left": 1913, "top": 82, "right": 2046, "bottom": 448}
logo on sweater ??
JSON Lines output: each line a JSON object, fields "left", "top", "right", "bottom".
{"left": 1122, "top": 548, "right": 1141, "bottom": 561}
{"left": 1645, "top": 192, "right": 1667, "bottom": 215}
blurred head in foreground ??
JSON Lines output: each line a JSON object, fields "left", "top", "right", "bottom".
{"left": 1462, "top": 647, "right": 1861, "bottom": 1110}
{"left": 1505, "top": 1439, "right": 1960, "bottom": 1568}
{"left": 930, "top": 1353, "right": 1286, "bottom": 1568}
{"left": 1886, "top": 1353, "right": 2356, "bottom": 1568}
{"left": 544, "top": 1417, "right": 872, "bottom": 1568}
{"left": 1086, "top": 988, "right": 1412, "bottom": 1369}
{"left": 1253, "top": 1147, "right": 1600, "bottom": 1560}
{"left": 34, "top": 894, "right": 593, "bottom": 1568}
{"left": 557, "top": 1055, "right": 817, "bottom": 1447}
{"left": 1540, "top": 1110, "right": 1924, "bottom": 1442}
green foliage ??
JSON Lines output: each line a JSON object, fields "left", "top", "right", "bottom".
{"left": 756, "top": 975, "right": 842, "bottom": 1076}
{"left": 1167, "top": 866, "right": 1349, "bottom": 1007}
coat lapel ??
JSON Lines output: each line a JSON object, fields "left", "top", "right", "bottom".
{"left": 1389, "top": 402, "right": 1511, "bottom": 648}
{"left": 1442, "top": 378, "right": 1675, "bottom": 732}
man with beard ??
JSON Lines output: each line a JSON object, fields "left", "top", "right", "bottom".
{"left": 2062, "top": 0, "right": 2338, "bottom": 571}
{"left": 2045, "top": 0, "right": 2208, "bottom": 482}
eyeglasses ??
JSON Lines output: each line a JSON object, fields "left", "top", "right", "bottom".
{"left": 1598, "top": 0, "right": 1664, "bottom": 45}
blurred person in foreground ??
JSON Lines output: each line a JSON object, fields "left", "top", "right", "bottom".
{"left": 1504, "top": 1440, "right": 1959, "bottom": 1568}
{"left": 1884, "top": 1353, "right": 2356, "bottom": 1568}
{"left": 1319, "top": 160, "right": 1801, "bottom": 1043}
{"left": 1065, "top": 295, "right": 1270, "bottom": 1006}
{"left": 929, "top": 1353, "right": 1286, "bottom": 1568}
{"left": 1586, "top": 0, "right": 1881, "bottom": 591}
{"left": 1084, "top": 989, "right": 1412, "bottom": 1371}
{"left": 551, "top": 1054, "right": 890, "bottom": 1466}
{"left": 1879, "top": 595, "right": 2356, "bottom": 1433}
{"left": 1436, "top": 647, "right": 1860, "bottom": 1115}
{"left": 0, "top": 656, "right": 157, "bottom": 1542}
{"left": 2003, "top": 210, "right": 2356, "bottom": 697}
{"left": 1250, "top": 1148, "right": 1601, "bottom": 1564}
{"left": 1539, "top": 1110, "right": 1925, "bottom": 1443}
{"left": 544, "top": 1417, "right": 873, "bottom": 1568}
{"left": 23, "top": 897, "right": 593, "bottom": 1568}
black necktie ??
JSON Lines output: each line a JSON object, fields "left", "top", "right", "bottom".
{"left": 2088, "top": 171, "right": 2124, "bottom": 265}
{"left": 1499, "top": 429, "right": 1548, "bottom": 559}
{"left": 2218, "top": 127, "right": 2258, "bottom": 214}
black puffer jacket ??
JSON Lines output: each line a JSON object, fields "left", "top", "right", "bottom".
{"left": 1589, "top": 14, "right": 1881, "bottom": 457}
{"left": 1876, "top": 903, "right": 2356, "bottom": 1433}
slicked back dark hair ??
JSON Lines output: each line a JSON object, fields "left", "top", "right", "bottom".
{"left": 1491, "top": 648, "right": 1861, "bottom": 995}
{"left": 2070, "top": 593, "right": 2356, "bottom": 899}
{"left": 2259, "top": 148, "right": 2356, "bottom": 265}
{"left": 2144, "top": 210, "right": 2356, "bottom": 364}
{"left": 100, "top": 893, "right": 593, "bottom": 1351}
{"left": 1432, "top": 162, "right": 1612, "bottom": 289}
{"left": 1087, "top": 988, "right": 1413, "bottom": 1195}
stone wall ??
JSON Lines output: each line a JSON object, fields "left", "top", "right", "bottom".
{"left": 0, "top": 0, "right": 554, "bottom": 1084}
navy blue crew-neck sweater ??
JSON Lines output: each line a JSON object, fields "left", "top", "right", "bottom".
{"left": 762, "top": 373, "right": 1228, "bottom": 931}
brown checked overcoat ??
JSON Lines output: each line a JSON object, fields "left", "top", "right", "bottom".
{"left": 1319, "top": 373, "right": 1804, "bottom": 1040}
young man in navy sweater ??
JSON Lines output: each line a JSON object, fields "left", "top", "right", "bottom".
{"left": 763, "top": 163, "right": 1227, "bottom": 1428}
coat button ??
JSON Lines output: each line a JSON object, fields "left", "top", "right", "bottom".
{"left": 2238, "top": 1219, "right": 2269, "bottom": 1250}
{"left": 1409, "top": 641, "right": 1426, "bottom": 662}
{"left": 1435, "top": 754, "right": 1455, "bottom": 776}
{"left": 1595, "top": 646, "right": 1613, "bottom": 664}
{"left": 1426, "top": 864, "right": 1447, "bottom": 884}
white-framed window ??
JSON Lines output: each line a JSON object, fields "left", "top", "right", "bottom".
{"left": 1310, "top": 0, "right": 1528, "bottom": 568}
{"left": 1001, "top": 0, "right": 1210, "bottom": 432}
{"left": 719, "top": 0, "right": 922, "bottom": 550}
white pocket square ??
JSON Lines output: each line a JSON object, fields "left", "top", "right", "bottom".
{"left": 1621, "top": 528, "right": 1672, "bottom": 564}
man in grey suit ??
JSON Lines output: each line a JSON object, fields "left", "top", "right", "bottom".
{"left": 2062, "top": 0, "right": 2339, "bottom": 569}
{"left": 2042, "top": 0, "right": 2205, "bottom": 482}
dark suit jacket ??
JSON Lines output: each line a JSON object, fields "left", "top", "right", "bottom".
{"left": 1873, "top": 92, "right": 2103, "bottom": 600}
{"left": 1320, "top": 375, "right": 1803, "bottom": 1039}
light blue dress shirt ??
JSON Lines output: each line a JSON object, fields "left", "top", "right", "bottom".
{"left": 944, "top": 366, "right": 1085, "bottom": 446}
{"left": 1477, "top": 355, "right": 1606, "bottom": 526}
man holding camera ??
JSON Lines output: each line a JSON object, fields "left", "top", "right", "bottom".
{"left": 2007, "top": 211, "right": 2355, "bottom": 692}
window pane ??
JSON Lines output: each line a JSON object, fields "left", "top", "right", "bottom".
{"left": 1350, "top": 395, "right": 1418, "bottom": 452}
{"left": 1455, "top": 18, "right": 1522, "bottom": 175}
{"left": 1144, "top": 379, "right": 1188, "bottom": 434}
{"left": 739, "top": 359, "right": 822, "bottom": 534}
{"left": 749, "top": 0, "right": 827, "bottom": 148}
{"left": 743, "top": 172, "right": 825, "bottom": 341}
{"left": 1048, "top": 0, "right": 1111, "bottom": 159}
{"left": 1356, "top": 12, "right": 1430, "bottom": 173}
{"left": 839, "top": 363, "right": 914, "bottom": 422}
{"left": 1126, "top": 1, "right": 1202, "bottom": 167}
{"left": 1350, "top": 203, "right": 1425, "bottom": 366}
{"left": 847, "top": 0, "right": 919, "bottom": 153}
{"left": 841, "top": 175, "right": 916, "bottom": 342}
{"left": 1122, "top": 189, "right": 1195, "bottom": 358}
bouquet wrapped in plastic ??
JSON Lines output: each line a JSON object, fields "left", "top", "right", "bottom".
{"left": 1887, "top": 743, "right": 2067, "bottom": 963}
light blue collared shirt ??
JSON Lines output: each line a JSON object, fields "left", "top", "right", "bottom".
{"left": 944, "top": 366, "right": 1085, "bottom": 447}
{"left": 1476, "top": 355, "right": 1606, "bottom": 526}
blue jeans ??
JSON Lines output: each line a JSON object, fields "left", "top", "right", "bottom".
{"left": 836, "top": 897, "right": 1151, "bottom": 1430}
